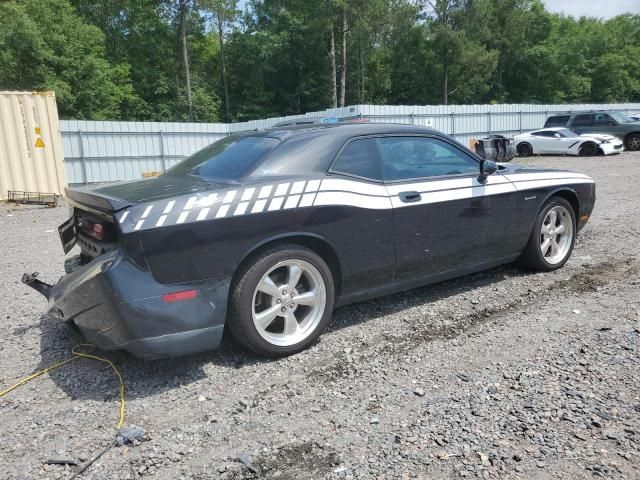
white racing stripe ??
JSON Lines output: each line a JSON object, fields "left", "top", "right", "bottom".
{"left": 513, "top": 178, "right": 594, "bottom": 191}
{"left": 385, "top": 175, "right": 509, "bottom": 196}
{"left": 125, "top": 171, "right": 594, "bottom": 231}
{"left": 389, "top": 183, "right": 516, "bottom": 208}
{"left": 314, "top": 191, "right": 393, "bottom": 210}
{"left": 319, "top": 178, "right": 388, "bottom": 197}
{"left": 505, "top": 171, "right": 592, "bottom": 183}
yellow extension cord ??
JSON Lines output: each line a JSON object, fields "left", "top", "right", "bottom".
{"left": 0, "top": 343, "right": 125, "bottom": 429}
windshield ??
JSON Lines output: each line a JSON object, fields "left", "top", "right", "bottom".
{"left": 163, "top": 135, "right": 280, "bottom": 181}
{"left": 558, "top": 128, "right": 578, "bottom": 138}
{"left": 609, "top": 111, "right": 633, "bottom": 124}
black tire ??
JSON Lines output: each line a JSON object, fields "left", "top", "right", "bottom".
{"left": 518, "top": 197, "right": 576, "bottom": 272}
{"left": 625, "top": 133, "right": 640, "bottom": 151}
{"left": 228, "top": 244, "right": 335, "bottom": 357}
{"left": 578, "top": 142, "right": 597, "bottom": 156}
{"left": 517, "top": 142, "right": 533, "bottom": 157}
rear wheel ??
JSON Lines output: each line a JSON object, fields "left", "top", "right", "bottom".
{"left": 625, "top": 133, "right": 640, "bottom": 151}
{"left": 518, "top": 197, "right": 576, "bottom": 271}
{"left": 517, "top": 142, "right": 533, "bottom": 157}
{"left": 228, "top": 244, "right": 335, "bottom": 357}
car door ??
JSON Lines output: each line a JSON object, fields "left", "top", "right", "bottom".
{"left": 591, "top": 113, "right": 619, "bottom": 136}
{"left": 377, "top": 135, "right": 519, "bottom": 282}
{"left": 570, "top": 113, "right": 595, "bottom": 134}
{"left": 532, "top": 131, "right": 561, "bottom": 153}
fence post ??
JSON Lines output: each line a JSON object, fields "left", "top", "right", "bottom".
{"left": 78, "top": 130, "right": 88, "bottom": 185}
{"left": 519, "top": 111, "right": 523, "bottom": 133}
{"left": 487, "top": 111, "right": 492, "bottom": 136}
{"left": 159, "top": 130, "right": 167, "bottom": 172}
{"left": 450, "top": 112, "right": 455, "bottom": 137}
{"left": 410, "top": 112, "right": 414, "bottom": 125}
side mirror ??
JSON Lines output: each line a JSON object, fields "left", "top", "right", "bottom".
{"left": 479, "top": 159, "right": 498, "bottom": 182}
{"left": 554, "top": 133, "right": 562, "bottom": 138}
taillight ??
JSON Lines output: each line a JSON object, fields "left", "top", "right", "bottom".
{"left": 162, "top": 290, "right": 197, "bottom": 303}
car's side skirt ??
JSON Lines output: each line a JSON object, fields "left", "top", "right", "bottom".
{"left": 335, "top": 253, "right": 521, "bottom": 307}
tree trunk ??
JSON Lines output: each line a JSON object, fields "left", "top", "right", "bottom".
{"left": 359, "top": 38, "right": 365, "bottom": 102}
{"left": 339, "top": 8, "right": 347, "bottom": 107}
{"left": 442, "top": 62, "right": 448, "bottom": 105}
{"left": 329, "top": 25, "right": 337, "bottom": 108}
{"left": 217, "top": 11, "right": 231, "bottom": 120}
{"left": 180, "top": 0, "right": 193, "bottom": 120}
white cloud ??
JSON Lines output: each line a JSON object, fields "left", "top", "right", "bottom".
{"left": 542, "top": 0, "right": 640, "bottom": 19}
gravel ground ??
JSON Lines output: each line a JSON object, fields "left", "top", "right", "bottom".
{"left": 1, "top": 152, "right": 639, "bottom": 480}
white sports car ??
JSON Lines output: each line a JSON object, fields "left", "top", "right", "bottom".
{"left": 514, "top": 128, "right": 624, "bottom": 157}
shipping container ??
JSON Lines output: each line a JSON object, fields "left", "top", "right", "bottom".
{"left": 0, "top": 91, "right": 67, "bottom": 200}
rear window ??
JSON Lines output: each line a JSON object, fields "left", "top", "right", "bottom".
{"left": 544, "top": 115, "right": 570, "bottom": 127}
{"left": 164, "top": 136, "right": 279, "bottom": 181}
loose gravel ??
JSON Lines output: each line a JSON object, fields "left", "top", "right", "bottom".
{"left": 1, "top": 152, "right": 639, "bottom": 480}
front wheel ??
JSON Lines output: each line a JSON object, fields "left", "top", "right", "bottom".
{"left": 228, "top": 244, "right": 335, "bottom": 357}
{"left": 518, "top": 197, "right": 576, "bottom": 271}
{"left": 578, "top": 142, "right": 597, "bottom": 156}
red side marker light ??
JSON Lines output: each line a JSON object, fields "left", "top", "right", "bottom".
{"left": 162, "top": 289, "right": 197, "bottom": 303}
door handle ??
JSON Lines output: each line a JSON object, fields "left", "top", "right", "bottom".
{"left": 399, "top": 191, "right": 421, "bottom": 203}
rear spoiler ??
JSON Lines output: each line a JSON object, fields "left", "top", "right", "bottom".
{"left": 65, "top": 187, "right": 131, "bottom": 214}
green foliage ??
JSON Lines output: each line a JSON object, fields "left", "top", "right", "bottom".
{"left": 0, "top": 0, "right": 138, "bottom": 119}
{"left": 1, "top": 0, "right": 639, "bottom": 121}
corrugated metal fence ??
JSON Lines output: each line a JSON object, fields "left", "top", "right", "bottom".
{"left": 61, "top": 103, "right": 640, "bottom": 184}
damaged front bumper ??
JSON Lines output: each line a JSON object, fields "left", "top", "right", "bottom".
{"left": 23, "top": 251, "right": 230, "bottom": 359}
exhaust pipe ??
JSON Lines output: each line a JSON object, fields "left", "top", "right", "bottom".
{"left": 22, "top": 272, "right": 52, "bottom": 300}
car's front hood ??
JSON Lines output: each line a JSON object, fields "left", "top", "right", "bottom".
{"left": 578, "top": 134, "right": 619, "bottom": 143}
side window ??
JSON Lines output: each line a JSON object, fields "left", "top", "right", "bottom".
{"left": 594, "top": 113, "right": 616, "bottom": 126}
{"left": 377, "top": 137, "right": 478, "bottom": 182}
{"left": 531, "top": 131, "right": 545, "bottom": 136}
{"left": 331, "top": 138, "right": 382, "bottom": 180}
{"left": 572, "top": 114, "right": 595, "bottom": 127}
{"left": 540, "top": 131, "right": 558, "bottom": 138}
{"left": 545, "top": 115, "right": 570, "bottom": 127}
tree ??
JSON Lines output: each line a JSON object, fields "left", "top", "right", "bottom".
{"left": 0, "top": 0, "right": 138, "bottom": 119}
{"left": 177, "top": 0, "right": 194, "bottom": 119}
{"left": 3, "top": 0, "right": 640, "bottom": 120}
{"left": 199, "top": 0, "right": 238, "bottom": 120}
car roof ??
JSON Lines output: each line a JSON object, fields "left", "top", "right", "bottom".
{"left": 240, "top": 123, "right": 451, "bottom": 180}
{"left": 261, "top": 122, "right": 436, "bottom": 138}
{"left": 548, "top": 110, "right": 616, "bottom": 116}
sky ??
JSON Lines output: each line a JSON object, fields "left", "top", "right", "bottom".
{"left": 542, "top": 0, "right": 640, "bottom": 19}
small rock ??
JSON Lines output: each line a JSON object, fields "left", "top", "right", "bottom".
{"left": 44, "top": 457, "right": 78, "bottom": 466}
{"left": 414, "top": 388, "right": 425, "bottom": 397}
{"left": 236, "top": 452, "right": 258, "bottom": 474}
{"left": 370, "top": 417, "right": 379, "bottom": 425}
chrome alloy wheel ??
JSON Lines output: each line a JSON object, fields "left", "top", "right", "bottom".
{"left": 252, "top": 259, "right": 327, "bottom": 347}
{"left": 540, "top": 205, "right": 574, "bottom": 265}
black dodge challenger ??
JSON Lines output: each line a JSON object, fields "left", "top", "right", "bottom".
{"left": 24, "top": 123, "right": 596, "bottom": 358}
